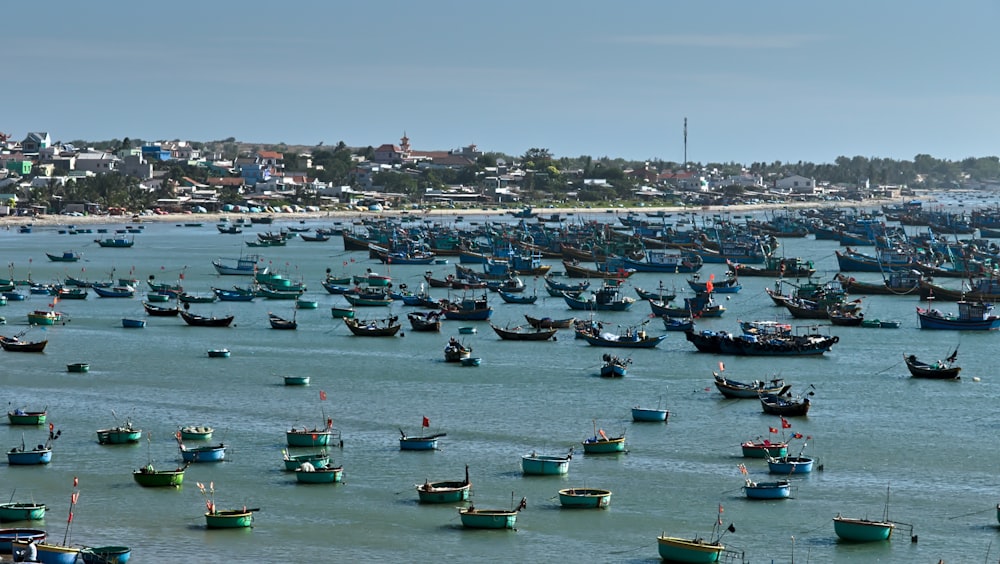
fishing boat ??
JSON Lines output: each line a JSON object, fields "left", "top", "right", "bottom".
{"left": 283, "top": 375, "right": 310, "bottom": 386}
{"left": 93, "top": 285, "right": 135, "bottom": 298}
{"left": 133, "top": 462, "right": 189, "bottom": 487}
{"left": 287, "top": 416, "right": 341, "bottom": 448}
{"left": 96, "top": 417, "right": 142, "bottom": 444}
{"left": 176, "top": 432, "right": 226, "bottom": 462}
{"left": 212, "top": 288, "right": 255, "bottom": 302}
{"left": 833, "top": 486, "right": 907, "bottom": 542}
{"left": 444, "top": 337, "right": 472, "bottom": 362}
{"left": 180, "top": 310, "right": 235, "bottom": 327}
{"left": 441, "top": 294, "right": 492, "bottom": 321}
{"left": 524, "top": 315, "right": 575, "bottom": 329}
{"left": 407, "top": 311, "right": 442, "bottom": 332}
{"left": 145, "top": 291, "right": 170, "bottom": 303}
{"left": 330, "top": 305, "right": 356, "bottom": 319}
{"left": 179, "top": 426, "right": 213, "bottom": 441}
{"left": 282, "top": 449, "right": 330, "bottom": 471}
{"left": 207, "top": 349, "right": 231, "bottom": 358}
{"left": 177, "top": 292, "right": 216, "bottom": 304}
{"left": 45, "top": 251, "right": 81, "bottom": 262}
{"left": 687, "top": 272, "right": 741, "bottom": 294}
{"left": 296, "top": 298, "right": 318, "bottom": 309}
{"left": 490, "top": 323, "right": 557, "bottom": 341}
{"left": 656, "top": 535, "right": 725, "bottom": 563}
{"left": 295, "top": 463, "right": 344, "bottom": 484}
{"left": 55, "top": 287, "right": 87, "bottom": 300}
{"left": 7, "top": 426, "right": 59, "bottom": 465}
{"left": 741, "top": 438, "right": 788, "bottom": 459}
{"left": 714, "top": 372, "right": 790, "bottom": 399}
{"left": 563, "top": 279, "right": 635, "bottom": 311}
{"left": 12, "top": 539, "right": 81, "bottom": 564}
{"left": 416, "top": 466, "right": 471, "bottom": 504}
{"left": 27, "top": 310, "right": 62, "bottom": 325}
{"left": 759, "top": 390, "right": 812, "bottom": 417}
{"left": 121, "top": 318, "right": 146, "bottom": 328}
{"left": 212, "top": 254, "right": 265, "bottom": 276}
{"left": 7, "top": 409, "right": 46, "bottom": 426}
{"left": 458, "top": 496, "right": 526, "bottom": 529}
{"left": 600, "top": 354, "right": 630, "bottom": 377}
{"left": 268, "top": 312, "right": 297, "bottom": 330}
{"left": 0, "top": 335, "right": 47, "bottom": 353}
{"left": 205, "top": 509, "right": 255, "bottom": 529}
{"left": 497, "top": 290, "right": 537, "bottom": 304}
{"left": 0, "top": 503, "right": 46, "bottom": 522}
{"left": 767, "top": 444, "right": 815, "bottom": 474}
{"left": 558, "top": 488, "right": 612, "bottom": 509}
{"left": 631, "top": 403, "right": 669, "bottom": 423}
{"left": 521, "top": 450, "right": 572, "bottom": 475}
{"left": 578, "top": 326, "right": 665, "bottom": 348}
{"left": 399, "top": 429, "right": 445, "bottom": 451}
{"left": 582, "top": 426, "right": 626, "bottom": 454}
{"left": 94, "top": 237, "right": 134, "bottom": 248}
{"left": 344, "top": 316, "right": 401, "bottom": 336}
{"left": 903, "top": 349, "right": 961, "bottom": 379}
{"left": 79, "top": 545, "right": 132, "bottom": 564}
{"left": 0, "top": 529, "right": 46, "bottom": 553}
{"left": 916, "top": 300, "right": 1000, "bottom": 330}
{"left": 543, "top": 276, "right": 589, "bottom": 295}
{"left": 142, "top": 301, "right": 180, "bottom": 316}
{"left": 741, "top": 470, "right": 791, "bottom": 500}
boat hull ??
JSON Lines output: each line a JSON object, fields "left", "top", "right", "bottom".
{"left": 632, "top": 407, "right": 669, "bottom": 422}
{"left": 97, "top": 429, "right": 142, "bottom": 444}
{"left": 7, "top": 412, "right": 46, "bottom": 425}
{"left": 558, "top": 488, "right": 611, "bottom": 508}
{"left": 656, "top": 536, "right": 724, "bottom": 563}
{"left": 6, "top": 450, "right": 52, "bottom": 465}
{"left": 283, "top": 453, "right": 330, "bottom": 471}
{"left": 132, "top": 468, "right": 185, "bottom": 487}
{"left": 0, "top": 503, "right": 45, "bottom": 522}
{"left": 180, "top": 445, "right": 226, "bottom": 462}
{"left": 459, "top": 509, "right": 517, "bottom": 529}
{"left": 286, "top": 430, "right": 336, "bottom": 447}
{"left": 205, "top": 510, "right": 253, "bottom": 529}
{"left": 582, "top": 437, "right": 625, "bottom": 454}
{"left": 743, "top": 481, "right": 792, "bottom": 500}
{"left": 295, "top": 466, "right": 344, "bottom": 484}
{"left": 521, "top": 454, "right": 570, "bottom": 475}
{"left": 399, "top": 438, "right": 439, "bottom": 451}
{"left": 179, "top": 426, "right": 213, "bottom": 441}
{"left": 0, "top": 529, "right": 46, "bottom": 553}
{"left": 767, "top": 456, "right": 814, "bottom": 474}
{"left": 283, "top": 376, "right": 311, "bottom": 386}
{"left": 416, "top": 481, "right": 471, "bottom": 504}
{"left": 741, "top": 442, "right": 788, "bottom": 458}
{"left": 833, "top": 517, "right": 894, "bottom": 542}
{"left": 13, "top": 541, "right": 80, "bottom": 564}
{"left": 80, "top": 546, "right": 132, "bottom": 564}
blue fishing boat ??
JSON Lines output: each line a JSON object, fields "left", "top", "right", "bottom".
{"left": 687, "top": 272, "right": 741, "bottom": 294}
{"left": 441, "top": 295, "right": 492, "bottom": 321}
{"left": 600, "top": 354, "right": 630, "bottom": 377}
{"left": 212, "top": 288, "right": 255, "bottom": 302}
{"left": 916, "top": 300, "right": 1000, "bottom": 330}
{"left": 498, "top": 290, "right": 537, "bottom": 304}
{"left": 94, "top": 285, "right": 135, "bottom": 298}
{"left": 0, "top": 529, "right": 46, "bottom": 553}
{"left": 632, "top": 398, "right": 669, "bottom": 422}
{"left": 767, "top": 456, "right": 814, "bottom": 474}
{"left": 623, "top": 249, "right": 703, "bottom": 273}
{"left": 6, "top": 427, "right": 58, "bottom": 465}
{"left": 176, "top": 433, "right": 226, "bottom": 462}
{"left": 521, "top": 450, "right": 572, "bottom": 475}
{"left": 45, "top": 251, "right": 81, "bottom": 262}
{"left": 343, "top": 289, "right": 393, "bottom": 307}
{"left": 741, "top": 465, "right": 792, "bottom": 500}
{"left": 12, "top": 540, "right": 80, "bottom": 564}
{"left": 579, "top": 330, "right": 665, "bottom": 348}
{"left": 121, "top": 318, "right": 146, "bottom": 328}
{"left": 94, "top": 237, "right": 134, "bottom": 248}
{"left": 399, "top": 430, "right": 445, "bottom": 451}
{"left": 212, "top": 254, "right": 265, "bottom": 276}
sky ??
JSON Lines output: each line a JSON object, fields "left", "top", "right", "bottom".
{"left": 5, "top": 1, "right": 999, "bottom": 165}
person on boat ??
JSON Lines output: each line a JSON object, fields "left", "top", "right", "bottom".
{"left": 17, "top": 538, "right": 37, "bottom": 562}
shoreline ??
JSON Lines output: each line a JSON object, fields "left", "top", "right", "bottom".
{"left": 0, "top": 199, "right": 906, "bottom": 228}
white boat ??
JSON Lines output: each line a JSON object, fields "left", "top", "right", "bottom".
{"left": 212, "top": 254, "right": 268, "bottom": 276}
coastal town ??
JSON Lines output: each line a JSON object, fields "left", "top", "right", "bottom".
{"left": 4, "top": 129, "right": 994, "bottom": 220}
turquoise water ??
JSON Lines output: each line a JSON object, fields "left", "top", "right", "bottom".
{"left": 1, "top": 214, "right": 999, "bottom": 563}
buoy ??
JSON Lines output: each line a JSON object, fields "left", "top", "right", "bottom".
{"left": 973, "top": 376, "right": 981, "bottom": 382}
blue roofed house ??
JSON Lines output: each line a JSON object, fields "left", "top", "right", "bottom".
{"left": 141, "top": 144, "right": 173, "bottom": 161}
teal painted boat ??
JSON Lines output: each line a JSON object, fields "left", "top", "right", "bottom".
{"left": 283, "top": 375, "right": 310, "bottom": 386}
{"left": 66, "top": 363, "right": 90, "bottom": 373}
{"left": 521, "top": 451, "right": 572, "bottom": 475}
{"left": 12, "top": 540, "right": 81, "bottom": 564}
{"left": 331, "top": 305, "right": 355, "bottom": 319}
{"left": 282, "top": 450, "right": 330, "bottom": 471}
{"left": 79, "top": 545, "right": 132, "bottom": 564}
{"left": 416, "top": 466, "right": 471, "bottom": 504}
{"left": 296, "top": 299, "right": 318, "bottom": 310}
{"left": 97, "top": 420, "right": 142, "bottom": 444}
{"left": 132, "top": 463, "right": 188, "bottom": 487}
{"left": 7, "top": 410, "right": 46, "bottom": 425}
{"left": 205, "top": 509, "right": 255, "bottom": 529}
{"left": 294, "top": 464, "right": 343, "bottom": 484}
{"left": 833, "top": 516, "right": 894, "bottom": 542}
{"left": 459, "top": 497, "right": 525, "bottom": 529}
{"left": 286, "top": 419, "right": 340, "bottom": 448}
{"left": 179, "top": 426, "right": 213, "bottom": 441}
{"left": 0, "top": 503, "right": 46, "bottom": 522}
{"left": 582, "top": 423, "right": 626, "bottom": 454}
{"left": 558, "top": 488, "right": 611, "bottom": 509}
{"left": 656, "top": 536, "right": 724, "bottom": 563}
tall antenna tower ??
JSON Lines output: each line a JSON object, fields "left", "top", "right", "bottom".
{"left": 683, "top": 118, "right": 688, "bottom": 168}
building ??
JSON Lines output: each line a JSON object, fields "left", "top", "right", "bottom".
{"left": 21, "top": 132, "right": 51, "bottom": 154}
{"left": 774, "top": 174, "right": 818, "bottom": 194}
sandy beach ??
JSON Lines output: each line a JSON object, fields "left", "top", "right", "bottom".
{"left": 0, "top": 199, "right": 902, "bottom": 228}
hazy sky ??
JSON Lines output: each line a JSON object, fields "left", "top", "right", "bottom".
{"left": 6, "top": 1, "right": 998, "bottom": 165}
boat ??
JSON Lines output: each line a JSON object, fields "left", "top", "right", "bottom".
{"left": 741, "top": 436, "right": 788, "bottom": 458}
{"left": 543, "top": 276, "right": 590, "bottom": 296}
{"left": 7, "top": 408, "right": 47, "bottom": 426}
{"left": 759, "top": 389, "right": 812, "bottom": 417}
{"left": 904, "top": 348, "right": 961, "bottom": 379}
{"left": 282, "top": 449, "right": 330, "bottom": 471}
{"left": 79, "top": 545, "right": 132, "bottom": 564}
{"left": 268, "top": 312, "right": 297, "bottom": 330}
{"left": 94, "top": 237, "right": 134, "bottom": 248}
{"left": 562, "top": 259, "right": 635, "bottom": 279}
{"left": 578, "top": 326, "right": 665, "bottom": 348}
{"left": 145, "top": 291, "right": 170, "bottom": 303}
{"left": 828, "top": 305, "right": 865, "bottom": 326}
{"left": 458, "top": 326, "right": 477, "bottom": 334}
{"left": 662, "top": 316, "right": 695, "bottom": 331}
{"left": 177, "top": 292, "right": 216, "bottom": 304}
{"left": 212, "top": 288, "right": 255, "bottom": 302}
{"left": 399, "top": 429, "right": 445, "bottom": 451}
{"left": 835, "top": 271, "right": 921, "bottom": 296}
{"left": 205, "top": 509, "right": 255, "bottom": 529}
{"left": 7, "top": 427, "right": 59, "bottom": 465}
{"left": 0, "top": 335, "right": 47, "bottom": 353}
{"left": 563, "top": 279, "right": 636, "bottom": 311}
{"left": 0, "top": 503, "right": 46, "bottom": 522}
{"left": 558, "top": 488, "right": 612, "bottom": 509}
{"left": 833, "top": 486, "right": 908, "bottom": 542}
{"left": 740, "top": 464, "right": 792, "bottom": 500}
{"left": 767, "top": 449, "right": 815, "bottom": 474}
{"left": 343, "top": 290, "right": 393, "bottom": 307}
{"left": 96, "top": 417, "right": 142, "bottom": 444}
{"left": 25, "top": 309, "right": 60, "bottom": 326}
{"left": 331, "top": 304, "right": 356, "bottom": 319}
{"left": 713, "top": 372, "right": 790, "bottom": 399}
{"left": 600, "top": 354, "right": 630, "bottom": 377}
{"left": 521, "top": 450, "right": 572, "bottom": 475}
{"left": 295, "top": 463, "right": 344, "bottom": 484}
{"left": 133, "top": 462, "right": 189, "bottom": 487}
{"left": 441, "top": 294, "right": 492, "bottom": 321}
{"left": 287, "top": 416, "right": 341, "bottom": 448}
{"left": 0, "top": 529, "right": 46, "bottom": 553}
{"left": 179, "top": 426, "right": 213, "bottom": 441}
{"left": 524, "top": 315, "right": 575, "bottom": 329}
{"left": 624, "top": 249, "right": 703, "bottom": 273}
{"left": 687, "top": 272, "right": 741, "bottom": 294}
{"left": 407, "top": 311, "right": 442, "bottom": 332}
{"left": 444, "top": 337, "right": 472, "bottom": 362}
{"left": 344, "top": 316, "right": 401, "bottom": 337}
{"left": 12, "top": 539, "right": 81, "bottom": 564}
{"left": 55, "top": 287, "right": 87, "bottom": 300}
{"left": 121, "top": 318, "right": 146, "bottom": 328}
{"left": 180, "top": 310, "right": 235, "bottom": 327}
{"left": 631, "top": 402, "right": 669, "bottom": 422}
{"left": 416, "top": 465, "right": 471, "bottom": 504}
{"left": 458, "top": 496, "right": 526, "bottom": 529}
{"left": 92, "top": 285, "right": 135, "bottom": 298}
{"left": 45, "top": 251, "right": 81, "bottom": 262}
{"left": 177, "top": 432, "right": 226, "bottom": 462}
{"left": 284, "top": 375, "right": 310, "bottom": 386}
{"left": 727, "top": 255, "right": 815, "bottom": 278}
{"left": 490, "top": 323, "right": 557, "bottom": 341}
{"left": 296, "top": 298, "right": 318, "bottom": 309}
{"left": 299, "top": 233, "right": 330, "bottom": 242}
{"left": 207, "top": 349, "right": 231, "bottom": 358}
{"left": 497, "top": 290, "right": 537, "bottom": 304}
{"left": 582, "top": 426, "right": 626, "bottom": 454}
{"left": 142, "top": 301, "right": 180, "bottom": 316}
{"left": 684, "top": 328, "right": 839, "bottom": 356}
{"left": 916, "top": 300, "right": 1000, "bottom": 330}
{"left": 212, "top": 254, "right": 265, "bottom": 276}
{"left": 656, "top": 534, "right": 726, "bottom": 563}
{"left": 461, "top": 356, "right": 481, "bottom": 367}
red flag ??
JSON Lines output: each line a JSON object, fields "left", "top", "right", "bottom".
{"left": 718, "top": 361, "right": 725, "bottom": 372}
{"left": 67, "top": 511, "right": 73, "bottom": 523}
{"left": 717, "top": 503, "right": 723, "bottom": 525}
{"left": 781, "top": 418, "right": 791, "bottom": 429}
{"left": 793, "top": 432, "right": 803, "bottom": 439}
{"left": 769, "top": 427, "right": 778, "bottom": 434}
{"left": 422, "top": 417, "right": 430, "bottom": 428}
{"left": 705, "top": 280, "right": 714, "bottom": 293}
{"left": 73, "top": 476, "right": 78, "bottom": 488}
{"left": 319, "top": 390, "right": 327, "bottom": 401}
{"left": 763, "top": 439, "right": 771, "bottom": 446}
{"left": 179, "top": 272, "right": 185, "bottom": 280}
{"left": 49, "top": 423, "right": 54, "bottom": 432}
